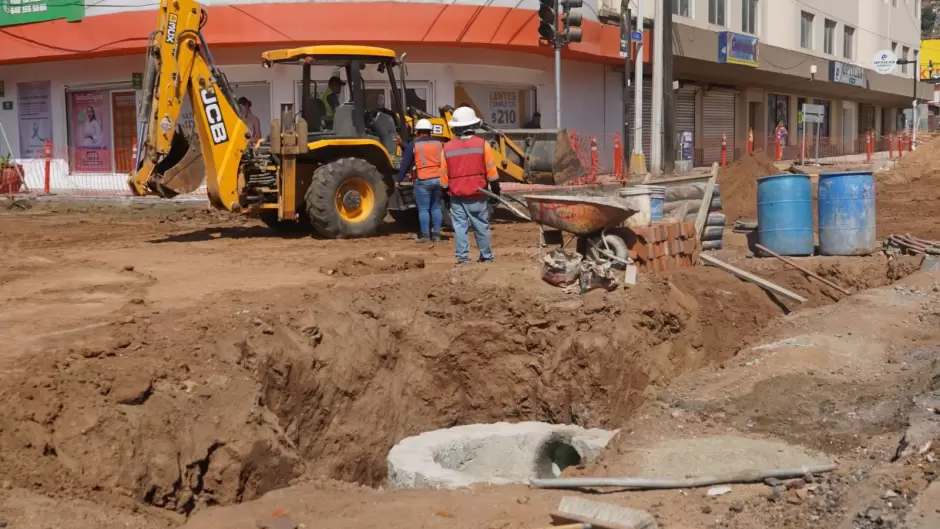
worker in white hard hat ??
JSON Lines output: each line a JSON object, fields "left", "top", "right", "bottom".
{"left": 442, "top": 106, "right": 499, "bottom": 264}
{"left": 396, "top": 118, "right": 448, "bottom": 243}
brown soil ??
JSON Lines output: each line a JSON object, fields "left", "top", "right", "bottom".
{"left": 879, "top": 134, "right": 940, "bottom": 185}
{"left": 716, "top": 152, "right": 781, "bottom": 222}
{"left": 0, "top": 199, "right": 936, "bottom": 529}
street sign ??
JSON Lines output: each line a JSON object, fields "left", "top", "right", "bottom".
{"left": 630, "top": 31, "right": 642, "bottom": 42}
{"left": 872, "top": 50, "right": 898, "bottom": 74}
{"left": 802, "top": 103, "right": 825, "bottom": 124}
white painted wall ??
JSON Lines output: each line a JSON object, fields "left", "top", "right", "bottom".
{"left": 0, "top": 45, "right": 620, "bottom": 190}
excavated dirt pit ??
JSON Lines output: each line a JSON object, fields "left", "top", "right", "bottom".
{"left": 0, "top": 203, "right": 931, "bottom": 524}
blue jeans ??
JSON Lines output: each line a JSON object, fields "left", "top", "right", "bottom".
{"left": 413, "top": 177, "right": 443, "bottom": 237}
{"left": 450, "top": 197, "right": 493, "bottom": 263}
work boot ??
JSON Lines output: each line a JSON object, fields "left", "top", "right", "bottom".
{"left": 430, "top": 233, "right": 441, "bottom": 243}
{"left": 414, "top": 233, "right": 430, "bottom": 243}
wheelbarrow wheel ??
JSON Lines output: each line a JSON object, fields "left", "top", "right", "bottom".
{"left": 586, "top": 233, "right": 629, "bottom": 270}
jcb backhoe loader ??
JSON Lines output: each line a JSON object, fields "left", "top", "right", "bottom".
{"left": 129, "top": 0, "right": 586, "bottom": 238}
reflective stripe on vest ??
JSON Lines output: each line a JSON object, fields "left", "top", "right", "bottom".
{"left": 443, "top": 136, "right": 487, "bottom": 198}
{"left": 413, "top": 141, "right": 446, "bottom": 182}
{"left": 320, "top": 89, "right": 335, "bottom": 117}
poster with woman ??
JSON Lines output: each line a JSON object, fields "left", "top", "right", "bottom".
{"left": 69, "top": 89, "right": 112, "bottom": 173}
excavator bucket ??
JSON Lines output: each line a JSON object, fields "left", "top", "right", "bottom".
{"left": 486, "top": 129, "right": 586, "bottom": 185}
{"left": 151, "top": 127, "right": 206, "bottom": 197}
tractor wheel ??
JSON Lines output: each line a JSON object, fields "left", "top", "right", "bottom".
{"left": 306, "top": 158, "right": 389, "bottom": 239}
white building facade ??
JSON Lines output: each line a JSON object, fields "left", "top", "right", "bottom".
{"left": 0, "top": 0, "right": 931, "bottom": 193}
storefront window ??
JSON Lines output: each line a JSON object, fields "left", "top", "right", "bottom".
{"left": 768, "top": 94, "right": 789, "bottom": 140}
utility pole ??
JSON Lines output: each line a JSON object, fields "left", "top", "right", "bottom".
{"left": 650, "top": 0, "right": 664, "bottom": 176}
{"left": 662, "top": 0, "right": 676, "bottom": 174}
{"left": 630, "top": 0, "right": 647, "bottom": 176}
{"left": 555, "top": 15, "right": 562, "bottom": 128}
{"left": 620, "top": 1, "right": 632, "bottom": 172}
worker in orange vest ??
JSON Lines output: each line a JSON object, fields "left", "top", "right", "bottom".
{"left": 443, "top": 106, "right": 499, "bottom": 264}
{"left": 396, "top": 119, "right": 448, "bottom": 242}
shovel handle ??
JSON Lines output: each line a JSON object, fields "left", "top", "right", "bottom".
{"left": 477, "top": 187, "right": 532, "bottom": 221}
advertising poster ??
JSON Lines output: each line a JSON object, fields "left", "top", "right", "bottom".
{"left": 454, "top": 83, "right": 529, "bottom": 128}
{"left": 16, "top": 80, "right": 52, "bottom": 159}
{"left": 69, "top": 89, "right": 112, "bottom": 173}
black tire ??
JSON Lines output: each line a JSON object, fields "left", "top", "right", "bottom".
{"left": 259, "top": 211, "right": 310, "bottom": 233}
{"left": 305, "top": 158, "right": 389, "bottom": 239}
{"left": 586, "top": 233, "right": 629, "bottom": 270}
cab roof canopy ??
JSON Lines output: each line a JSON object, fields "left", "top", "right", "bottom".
{"left": 261, "top": 45, "right": 397, "bottom": 67}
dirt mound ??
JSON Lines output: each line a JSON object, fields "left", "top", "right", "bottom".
{"left": 0, "top": 260, "right": 818, "bottom": 515}
{"left": 322, "top": 251, "right": 426, "bottom": 277}
{"left": 879, "top": 134, "right": 940, "bottom": 185}
{"left": 717, "top": 152, "right": 780, "bottom": 222}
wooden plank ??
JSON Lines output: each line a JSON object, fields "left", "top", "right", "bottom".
{"left": 693, "top": 163, "right": 719, "bottom": 241}
{"left": 700, "top": 254, "right": 808, "bottom": 304}
{"left": 755, "top": 244, "right": 851, "bottom": 295}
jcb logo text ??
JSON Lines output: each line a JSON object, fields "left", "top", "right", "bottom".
{"left": 200, "top": 89, "right": 229, "bottom": 145}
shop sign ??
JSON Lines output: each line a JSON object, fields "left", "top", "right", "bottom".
{"left": 2, "top": 101, "right": 12, "bottom": 111}
{"left": 830, "top": 61, "right": 866, "bottom": 87}
{"left": 802, "top": 103, "right": 825, "bottom": 124}
{"left": 487, "top": 90, "right": 518, "bottom": 127}
{"left": 0, "top": 0, "right": 84, "bottom": 27}
{"left": 69, "top": 89, "right": 113, "bottom": 173}
{"left": 16, "top": 81, "right": 51, "bottom": 159}
{"left": 718, "top": 32, "right": 759, "bottom": 68}
{"left": 872, "top": 50, "right": 898, "bottom": 74}
{"left": 132, "top": 73, "right": 143, "bottom": 90}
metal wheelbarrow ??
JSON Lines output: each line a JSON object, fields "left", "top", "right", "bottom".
{"left": 480, "top": 188, "right": 637, "bottom": 271}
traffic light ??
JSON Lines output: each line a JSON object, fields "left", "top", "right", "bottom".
{"left": 560, "top": 0, "right": 583, "bottom": 44}
{"left": 537, "top": 0, "right": 557, "bottom": 42}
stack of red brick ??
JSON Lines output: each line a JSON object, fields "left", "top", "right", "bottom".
{"left": 623, "top": 221, "right": 700, "bottom": 274}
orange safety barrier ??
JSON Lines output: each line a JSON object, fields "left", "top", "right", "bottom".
{"left": 43, "top": 140, "right": 53, "bottom": 194}
{"left": 747, "top": 127, "right": 754, "bottom": 154}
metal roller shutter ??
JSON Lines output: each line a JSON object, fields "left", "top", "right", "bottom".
{"left": 642, "top": 80, "right": 653, "bottom": 163}
{"left": 702, "top": 89, "right": 736, "bottom": 165}
{"left": 676, "top": 85, "right": 696, "bottom": 161}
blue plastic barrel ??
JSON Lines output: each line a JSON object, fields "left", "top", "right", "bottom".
{"left": 817, "top": 171, "right": 876, "bottom": 256}
{"left": 757, "top": 173, "right": 814, "bottom": 256}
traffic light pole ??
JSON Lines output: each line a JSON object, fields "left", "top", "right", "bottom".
{"left": 555, "top": 28, "right": 563, "bottom": 126}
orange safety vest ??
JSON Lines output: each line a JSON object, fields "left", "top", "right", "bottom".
{"left": 411, "top": 140, "right": 448, "bottom": 185}
{"left": 443, "top": 136, "right": 487, "bottom": 199}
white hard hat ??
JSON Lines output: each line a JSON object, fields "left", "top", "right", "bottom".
{"left": 414, "top": 118, "right": 434, "bottom": 131}
{"left": 449, "top": 106, "right": 482, "bottom": 128}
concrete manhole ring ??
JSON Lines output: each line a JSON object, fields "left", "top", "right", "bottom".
{"left": 387, "top": 421, "right": 617, "bottom": 489}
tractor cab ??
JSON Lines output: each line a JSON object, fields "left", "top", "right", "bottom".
{"left": 261, "top": 45, "right": 411, "bottom": 156}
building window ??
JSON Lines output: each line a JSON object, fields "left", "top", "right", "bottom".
{"left": 709, "top": 0, "right": 726, "bottom": 26}
{"left": 892, "top": 0, "right": 897, "bottom": 7}
{"left": 672, "top": 0, "right": 690, "bottom": 17}
{"left": 843, "top": 26, "right": 855, "bottom": 59}
{"left": 824, "top": 19, "right": 836, "bottom": 55}
{"left": 902, "top": 46, "right": 910, "bottom": 73}
{"left": 742, "top": 0, "right": 758, "bottom": 34}
{"left": 892, "top": 41, "right": 898, "bottom": 55}
{"left": 800, "top": 11, "right": 814, "bottom": 50}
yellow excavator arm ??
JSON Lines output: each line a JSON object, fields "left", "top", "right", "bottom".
{"left": 128, "top": 0, "right": 251, "bottom": 211}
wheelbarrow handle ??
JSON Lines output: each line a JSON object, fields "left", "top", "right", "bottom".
{"left": 477, "top": 187, "right": 532, "bottom": 221}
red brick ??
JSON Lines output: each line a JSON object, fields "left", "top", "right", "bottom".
{"left": 682, "top": 238, "right": 696, "bottom": 255}
{"left": 666, "top": 222, "right": 680, "bottom": 241}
